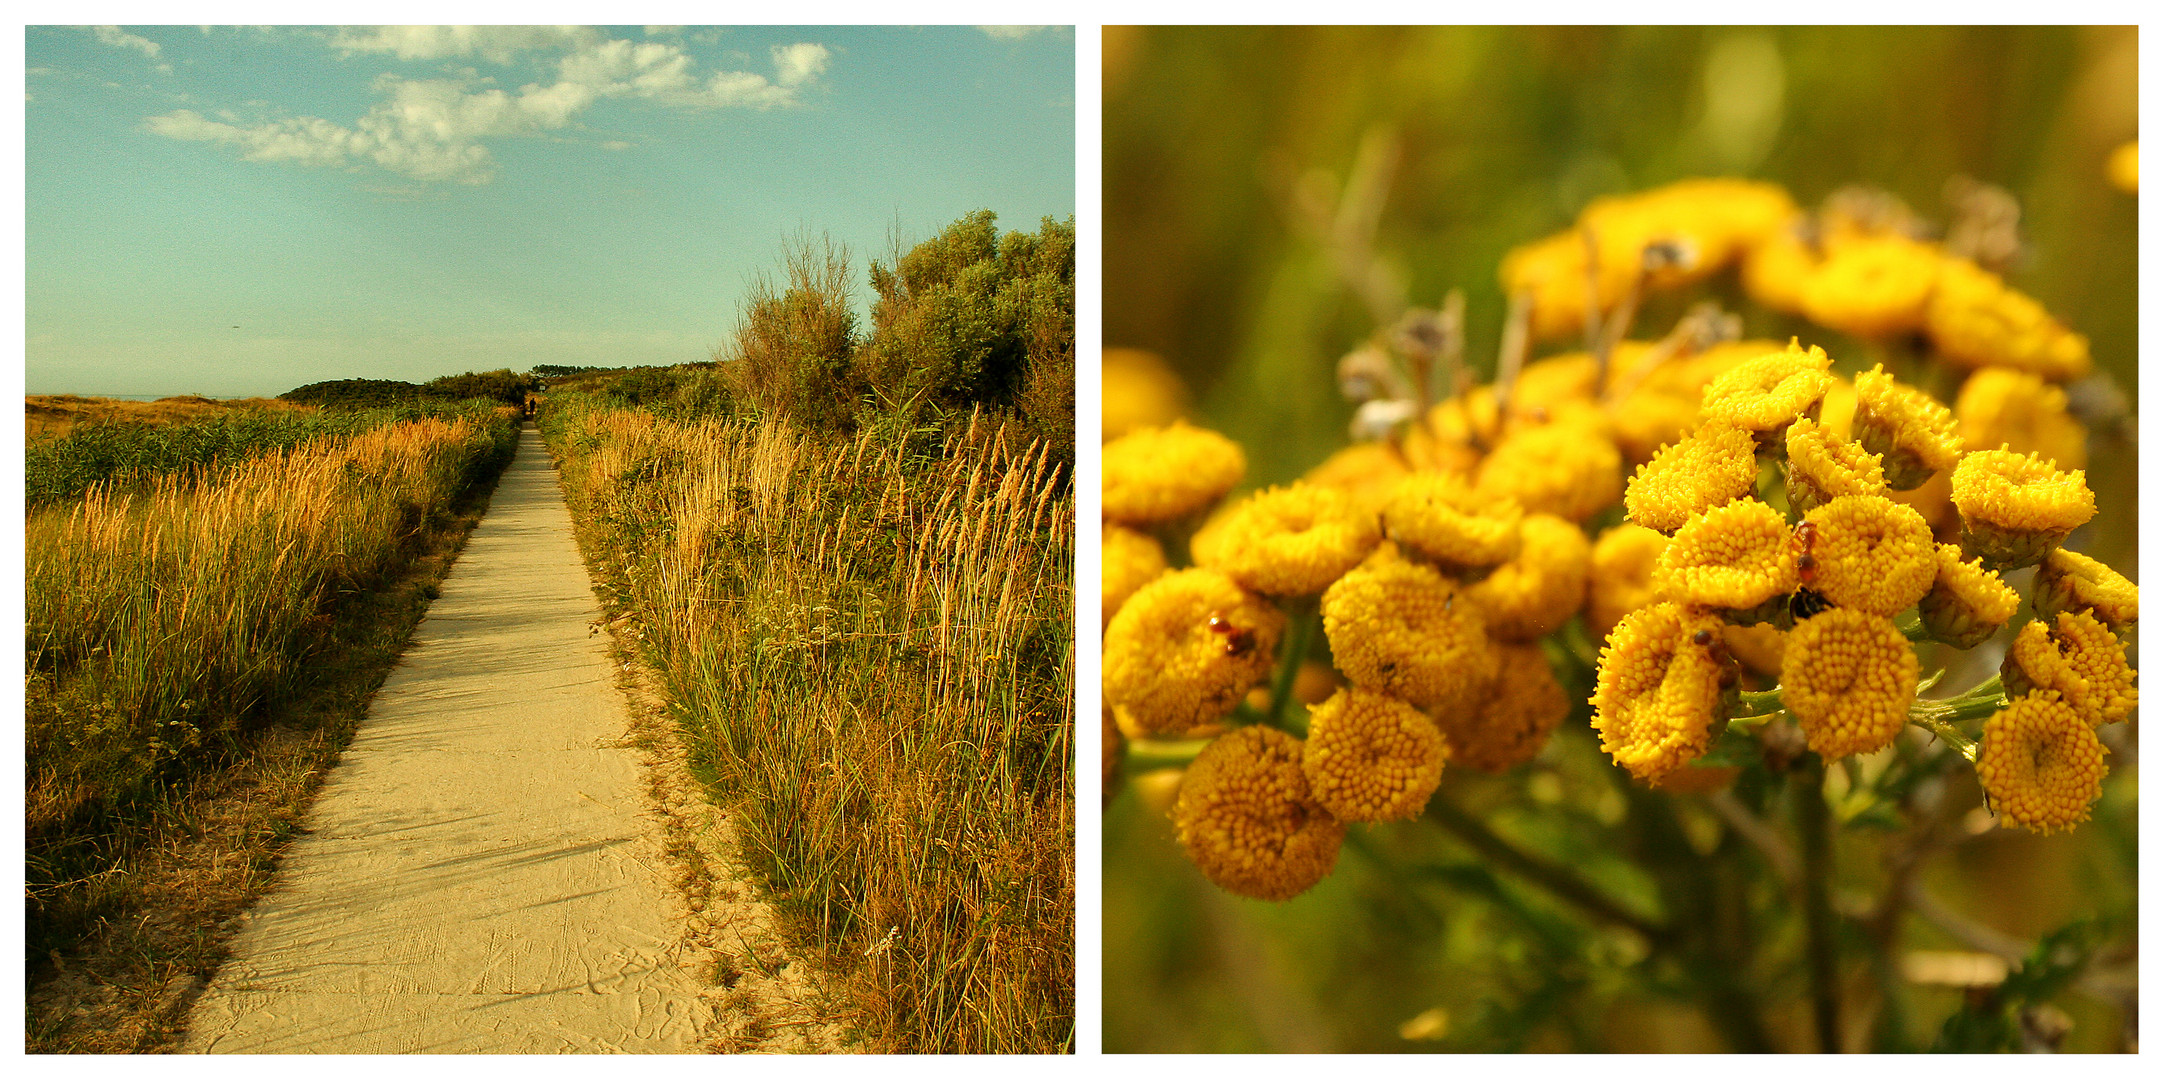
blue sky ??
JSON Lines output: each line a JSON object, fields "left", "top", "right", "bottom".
{"left": 24, "top": 25, "right": 1076, "bottom": 397}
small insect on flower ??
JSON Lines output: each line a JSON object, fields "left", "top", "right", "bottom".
{"left": 1207, "top": 613, "right": 1258, "bottom": 657}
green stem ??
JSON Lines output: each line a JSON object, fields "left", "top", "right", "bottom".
{"left": 1266, "top": 601, "right": 1320, "bottom": 731}
{"left": 1738, "top": 687, "right": 1786, "bottom": 713}
{"left": 1893, "top": 609, "right": 1927, "bottom": 641}
{"left": 1796, "top": 756, "right": 1843, "bottom": 1053}
{"left": 1425, "top": 789, "right": 1670, "bottom": 945}
{"left": 1122, "top": 737, "right": 1211, "bottom": 773}
{"left": 1908, "top": 715, "right": 1980, "bottom": 763}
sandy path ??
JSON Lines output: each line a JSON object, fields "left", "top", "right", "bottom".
{"left": 183, "top": 425, "right": 713, "bottom": 1053}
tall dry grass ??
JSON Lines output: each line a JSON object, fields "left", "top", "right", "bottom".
{"left": 545, "top": 393, "right": 1074, "bottom": 1053}
{"left": 26, "top": 411, "right": 518, "bottom": 936}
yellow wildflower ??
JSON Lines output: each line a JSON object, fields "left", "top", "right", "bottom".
{"left": 1723, "top": 623, "right": 1786, "bottom": 678}
{"left": 1655, "top": 499, "right": 1798, "bottom": 617}
{"left": 1699, "top": 341, "right": 1836, "bottom": 449}
{"left": 1587, "top": 523, "right": 1669, "bottom": 640}
{"left": 1976, "top": 693, "right": 2107, "bottom": 834}
{"left": 1950, "top": 449, "right": 2096, "bottom": 569}
{"left": 1173, "top": 726, "right": 1346, "bottom": 901}
{"left": 1852, "top": 364, "right": 1963, "bottom": 490}
{"left": 1466, "top": 514, "right": 1592, "bottom": 642}
{"left": 1784, "top": 416, "right": 1888, "bottom": 514}
{"left": 1404, "top": 391, "right": 1499, "bottom": 477}
{"left": 1918, "top": 543, "right": 2019, "bottom": 648}
{"left": 1195, "top": 483, "right": 1381, "bottom": 597}
{"left": 1591, "top": 602, "right": 1737, "bottom": 781}
{"left": 1302, "top": 687, "right": 1448, "bottom": 822}
{"left": 2108, "top": 139, "right": 2137, "bottom": 194}
{"left": 1102, "top": 347, "right": 1189, "bottom": 441}
{"left": 1955, "top": 368, "right": 2088, "bottom": 472}
{"left": 1610, "top": 383, "right": 1705, "bottom": 465}
{"left": 2003, "top": 611, "right": 2137, "bottom": 727}
{"left": 1303, "top": 441, "right": 1413, "bottom": 517}
{"left": 1741, "top": 221, "right": 1817, "bottom": 314}
{"left": 1322, "top": 549, "right": 1496, "bottom": 716}
{"left": 1436, "top": 642, "right": 1568, "bottom": 774}
{"left": 2032, "top": 548, "right": 2139, "bottom": 631}
{"left": 1103, "top": 569, "right": 1286, "bottom": 739}
{"left": 1797, "top": 234, "right": 1941, "bottom": 340}
{"left": 1102, "top": 523, "right": 1168, "bottom": 628}
{"left": 1382, "top": 472, "right": 1524, "bottom": 572}
{"left": 1799, "top": 494, "right": 1936, "bottom": 617}
{"left": 1509, "top": 352, "right": 1605, "bottom": 412}
{"left": 1624, "top": 423, "right": 1759, "bottom": 534}
{"left": 1474, "top": 420, "right": 1624, "bottom": 523}
{"left": 1500, "top": 229, "right": 1612, "bottom": 344}
{"left": 1925, "top": 258, "right": 2092, "bottom": 381}
{"left": 1817, "top": 376, "right": 1858, "bottom": 442}
{"left": 1781, "top": 608, "right": 1918, "bottom": 760}
{"left": 1103, "top": 420, "right": 1246, "bottom": 525}
{"left": 1892, "top": 468, "right": 1958, "bottom": 542}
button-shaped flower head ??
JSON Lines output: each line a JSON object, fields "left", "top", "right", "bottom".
{"left": 1322, "top": 548, "right": 1496, "bottom": 716}
{"left": 1102, "top": 523, "right": 1168, "bottom": 628}
{"left": 1798, "top": 234, "right": 1942, "bottom": 340}
{"left": 1103, "top": 568, "right": 1285, "bottom": 739}
{"left": 1797, "top": 494, "right": 1936, "bottom": 616}
{"left": 1624, "top": 423, "right": 1759, "bottom": 534}
{"left": 1102, "top": 348, "right": 1189, "bottom": 442}
{"left": 1382, "top": 472, "right": 1524, "bottom": 572}
{"left": 1852, "top": 364, "right": 1963, "bottom": 490}
{"left": 1950, "top": 449, "right": 2096, "bottom": 569}
{"left": 2032, "top": 548, "right": 2139, "bottom": 631}
{"left": 1655, "top": 499, "right": 1798, "bottom": 618}
{"left": 1780, "top": 608, "right": 1919, "bottom": 760}
{"left": 1475, "top": 420, "right": 1624, "bottom": 524}
{"left": 2003, "top": 610, "right": 2137, "bottom": 727}
{"left": 1976, "top": 692, "right": 2108, "bottom": 834}
{"left": 1173, "top": 726, "right": 1346, "bottom": 900}
{"left": 1699, "top": 341, "right": 1836, "bottom": 452}
{"left": 1591, "top": 602, "right": 1738, "bottom": 781}
{"left": 1102, "top": 420, "right": 1246, "bottom": 526}
{"left": 1926, "top": 258, "right": 2093, "bottom": 382}
{"left": 1588, "top": 523, "right": 1670, "bottom": 640}
{"left": 1466, "top": 514, "right": 1592, "bottom": 642}
{"left": 1918, "top": 543, "right": 2020, "bottom": 648}
{"left": 1436, "top": 642, "right": 1570, "bottom": 774}
{"left": 1784, "top": 417, "right": 1888, "bottom": 515}
{"left": 1301, "top": 687, "right": 1448, "bottom": 822}
{"left": 1955, "top": 367, "right": 2088, "bottom": 472}
{"left": 1193, "top": 483, "right": 1381, "bottom": 597}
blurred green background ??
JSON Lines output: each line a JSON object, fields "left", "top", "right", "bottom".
{"left": 1103, "top": 25, "right": 2137, "bottom": 1053}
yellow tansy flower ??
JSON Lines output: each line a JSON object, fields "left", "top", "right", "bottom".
{"left": 1950, "top": 449, "right": 2096, "bottom": 569}
{"left": 1918, "top": 543, "right": 2020, "bottom": 648}
{"left": 1382, "top": 472, "right": 1524, "bottom": 572}
{"left": 1955, "top": 367, "right": 2088, "bottom": 472}
{"left": 1302, "top": 687, "right": 1448, "bottom": 822}
{"left": 1699, "top": 341, "right": 1836, "bottom": 449}
{"left": 1437, "top": 642, "right": 1569, "bottom": 774}
{"left": 1799, "top": 494, "right": 1936, "bottom": 617}
{"left": 1592, "top": 602, "right": 1738, "bottom": 781}
{"left": 2003, "top": 611, "right": 2137, "bottom": 727}
{"left": 1474, "top": 420, "right": 1624, "bottom": 523}
{"left": 1322, "top": 549, "right": 1496, "bottom": 716}
{"left": 1104, "top": 569, "right": 1286, "bottom": 739}
{"left": 1741, "top": 221, "right": 1817, "bottom": 315}
{"left": 1925, "top": 258, "right": 2092, "bottom": 382}
{"left": 1102, "top": 347, "right": 1189, "bottom": 442}
{"left": 1610, "top": 383, "right": 1706, "bottom": 465}
{"left": 1781, "top": 608, "right": 1918, "bottom": 760}
{"left": 1102, "top": 523, "right": 1168, "bottom": 628}
{"left": 1500, "top": 229, "right": 1611, "bottom": 344}
{"left": 1797, "top": 234, "right": 1942, "bottom": 340}
{"left": 1817, "top": 376, "right": 1858, "bottom": 442}
{"left": 1195, "top": 483, "right": 1381, "bottom": 597}
{"left": 1103, "top": 420, "right": 1246, "bottom": 525}
{"left": 1852, "top": 364, "right": 1963, "bottom": 490}
{"left": 1655, "top": 499, "right": 1798, "bottom": 617}
{"left": 2032, "top": 548, "right": 2139, "bottom": 631}
{"left": 1624, "top": 423, "right": 1759, "bottom": 534}
{"left": 1588, "top": 523, "right": 1669, "bottom": 640}
{"left": 1303, "top": 441, "right": 1413, "bottom": 517}
{"left": 1784, "top": 416, "right": 1888, "bottom": 514}
{"left": 2107, "top": 139, "right": 2137, "bottom": 194}
{"left": 1723, "top": 622, "right": 1787, "bottom": 678}
{"left": 1466, "top": 514, "right": 1593, "bottom": 642}
{"left": 1976, "top": 693, "right": 2107, "bottom": 834}
{"left": 1173, "top": 726, "right": 1346, "bottom": 900}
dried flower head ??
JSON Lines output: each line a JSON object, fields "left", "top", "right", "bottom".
{"left": 1174, "top": 726, "right": 1347, "bottom": 900}
{"left": 1950, "top": 449, "right": 2096, "bottom": 569}
{"left": 1798, "top": 234, "right": 1942, "bottom": 339}
{"left": 1195, "top": 483, "right": 1381, "bottom": 597}
{"left": 1588, "top": 523, "right": 1670, "bottom": 640}
{"left": 1955, "top": 367, "right": 2088, "bottom": 472}
{"left": 1322, "top": 549, "right": 1497, "bottom": 716}
{"left": 1699, "top": 341, "right": 1836, "bottom": 449}
{"left": 1382, "top": 472, "right": 1524, "bottom": 571}
{"left": 1591, "top": 602, "right": 1738, "bottom": 781}
{"left": 1852, "top": 365, "right": 1963, "bottom": 490}
{"left": 1466, "top": 514, "right": 1592, "bottom": 642}
{"left": 1784, "top": 416, "right": 1889, "bottom": 514}
{"left": 1781, "top": 608, "right": 1919, "bottom": 760}
{"left": 1918, "top": 543, "right": 2020, "bottom": 648}
{"left": 2003, "top": 611, "right": 2137, "bottom": 727}
{"left": 2032, "top": 548, "right": 2139, "bottom": 631}
{"left": 1103, "top": 420, "right": 1246, "bottom": 525}
{"left": 1474, "top": 420, "right": 1624, "bottom": 523}
{"left": 1437, "top": 642, "right": 1569, "bottom": 774}
{"left": 1655, "top": 499, "right": 1798, "bottom": 617}
{"left": 1976, "top": 693, "right": 2107, "bottom": 834}
{"left": 1927, "top": 258, "right": 2093, "bottom": 382}
{"left": 1102, "top": 523, "right": 1169, "bottom": 628}
{"left": 1625, "top": 423, "right": 1759, "bottom": 534}
{"left": 1103, "top": 568, "right": 1286, "bottom": 738}
{"left": 1799, "top": 494, "right": 1937, "bottom": 617}
{"left": 1302, "top": 687, "right": 1448, "bottom": 822}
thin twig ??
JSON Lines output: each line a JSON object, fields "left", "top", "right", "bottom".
{"left": 1424, "top": 790, "right": 1668, "bottom": 946}
{"left": 1706, "top": 791, "right": 1800, "bottom": 888}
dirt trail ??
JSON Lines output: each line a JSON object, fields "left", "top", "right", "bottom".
{"left": 182, "top": 425, "right": 828, "bottom": 1053}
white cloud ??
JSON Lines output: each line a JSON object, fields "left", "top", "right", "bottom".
{"left": 771, "top": 43, "right": 829, "bottom": 88}
{"left": 92, "top": 25, "right": 173, "bottom": 73}
{"left": 601, "top": 140, "right": 632, "bottom": 151}
{"left": 329, "top": 26, "right": 597, "bottom": 65}
{"left": 979, "top": 26, "right": 1047, "bottom": 41}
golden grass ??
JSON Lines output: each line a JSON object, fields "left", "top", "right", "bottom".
{"left": 26, "top": 394, "right": 315, "bottom": 441}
